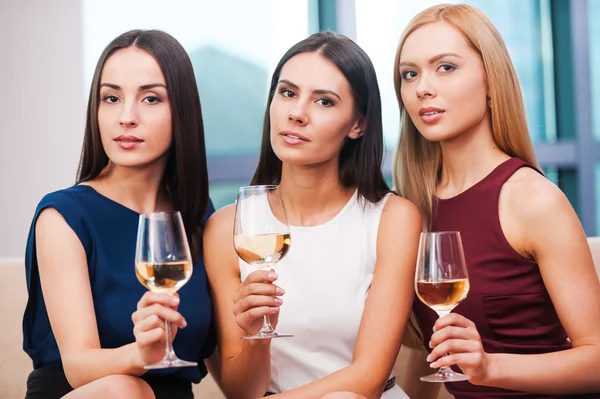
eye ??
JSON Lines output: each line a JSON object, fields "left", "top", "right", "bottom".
{"left": 438, "top": 64, "right": 456, "bottom": 73}
{"left": 103, "top": 95, "right": 120, "bottom": 103}
{"left": 316, "top": 98, "right": 334, "bottom": 107}
{"left": 401, "top": 70, "right": 418, "bottom": 81}
{"left": 279, "top": 89, "right": 295, "bottom": 98}
{"left": 143, "top": 96, "right": 162, "bottom": 104}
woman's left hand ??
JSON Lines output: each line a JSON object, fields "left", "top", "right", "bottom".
{"left": 427, "top": 313, "right": 490, "bottom": 385}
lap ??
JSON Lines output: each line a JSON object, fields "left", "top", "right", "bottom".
{"left": 25, "top": 367, "right": 194, "bottom": 399}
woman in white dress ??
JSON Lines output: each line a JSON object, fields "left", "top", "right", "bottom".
{"left": 204, "top": 32, "right": 421, "bottom": 399}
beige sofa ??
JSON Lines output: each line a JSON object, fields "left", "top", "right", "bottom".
{"left": 4, "top": 237, "right": 600, "bottom": 398}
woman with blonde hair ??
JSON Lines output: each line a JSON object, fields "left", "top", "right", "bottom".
{"left": 393, "top": 3, "right": 600, "bottom": 398}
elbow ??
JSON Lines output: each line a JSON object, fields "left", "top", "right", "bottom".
{"left": 62, "top": 355, "right": 91, "bottom": 389}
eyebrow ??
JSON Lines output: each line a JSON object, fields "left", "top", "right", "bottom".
{"left": 278, "top": 79, "right": 342, "bottom": 101}
{"left": 398, "top": 52, "right": 463, "bottom": 68}
{"left": 100, "top": 83, "right": 167, "bottom": 91}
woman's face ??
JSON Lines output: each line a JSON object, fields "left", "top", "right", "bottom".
{"left": 269, "top": 52, "right": 363, "bottom": 167}
{"left": 98, "top": 46, "right": 172, "bottom": 169}
{"left": 399, "top": 22, "right": 490, "bottom": 143}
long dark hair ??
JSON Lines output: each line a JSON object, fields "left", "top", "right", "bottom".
{"left": 251, "top": 31, "right": 389, "bottom": 203}
{"left": 77, "top": 29, "right": 209, "bottom": 262}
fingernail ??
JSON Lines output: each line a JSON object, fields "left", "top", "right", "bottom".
{"left": 426, "top": 354, "right": 432, "bottom": 362}
{"left": 429, "top": 341, "right": 433, "bottom": 348}
{"left": 276, "top": 287, "right": 286, "bottom": 295}
{"left": 181, "top": 319, "right": 187, "bottom": 328}
{"left": 270, "top": 307, "right": 279, "bottom": 313}
{"left": 430, "top": 362, "right": 438, "bottom": 369}
{"left": 274, "top": 298, "right": 283, "bottom": 305}
{"left": 171, "top": 297, "right": 180, "bottom": 305}
{"left": 268, "top": 272, "right": 278, "bottom": 280}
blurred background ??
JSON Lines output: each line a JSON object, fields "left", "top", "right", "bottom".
{"left": 1, "top": 0, "right": 599, "bottom": 258}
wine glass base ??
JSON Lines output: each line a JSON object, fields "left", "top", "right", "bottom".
{"left": 144, "top": 359, "right": 198, "bottom": 369}
{"left": 242, "top": 331, "right": 293, "bottom": 340}
{"left": 420, "top": 370, "right": 470, "bottom": 383}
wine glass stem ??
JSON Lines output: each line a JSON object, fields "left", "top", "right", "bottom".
{"left": 164, "top": 319, "right": 177, "bottom": 361}
{"left": 261, "top": 315, "right": 275, "bottom": 334}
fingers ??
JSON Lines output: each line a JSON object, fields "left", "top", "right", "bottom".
{"left": 433, "top": 313, "right": 475, "bottom": 332}
{"left": 233, "top": 271, "right": 281, "bottom": 302}
{"left": 136, "top": 291, "right": 180, "bottom": 312}
{"left": 427, "top": 338, "right": 483, "bottom": 363}
{"left": 132, "top": 303, "right": 186, "bottom": 328}
{"left": 430, "top": 325, "right": 480, "bottom": 348}
{"left": 430, "top": 351, "right": 485, "bottom": 370}
{"left": 235, "top": 305, "right": 279, "bottom": 328}
{"left": 233, "top": 294, "right": 283, "bottom": 314}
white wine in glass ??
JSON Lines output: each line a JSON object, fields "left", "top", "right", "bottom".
{"left": 135, "top": 211, "right": 196, "bottom": 369}
{"left": 233, "top": 185, "right": 292, "bottom": 339}
{"left": 415, "top": 231, "right": 470, "bottom": 383}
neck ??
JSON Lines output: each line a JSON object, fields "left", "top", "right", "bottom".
{"left": 438, "top": 120, "right": 510, "bottom": 198}
{"left": 86, "top": 160, "right": 169, "bottom": 214}
{"left": 279, "top": 161, "right": 355, "bottom": 227}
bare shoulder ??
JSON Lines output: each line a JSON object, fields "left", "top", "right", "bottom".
{"left": 205, "top": 204, "right": 236, "bottom": 238}
{"left": 381, "top": 194, "right": 422, "bottom": 227}
{"left": 203, "top": 204, "right": 237, "bottom": 274}
{"left": 502, "top": 167, "right": 572, "bottom": 223}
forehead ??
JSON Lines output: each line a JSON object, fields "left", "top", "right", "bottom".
{"left": 280, "top": 52, "right": 348, "bottom": 91}
{"left": 101, "top": 47, "right": 165, "bottom": 85}
{"left": 400, "top": 21, "right": 476, "bottom": 62}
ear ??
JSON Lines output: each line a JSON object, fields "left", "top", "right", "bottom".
{"left": 347, "top": 118, "right": 365, "bottom": 140}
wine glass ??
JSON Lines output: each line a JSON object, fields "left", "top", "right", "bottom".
{"left": 233, "top": 185, "right": 292, "bottom": 339}
{"left": 415, "top": 231, "right": 470, "bottom": 382}
{"left": 135, "top": 211, "right": 196, "bottom": 369}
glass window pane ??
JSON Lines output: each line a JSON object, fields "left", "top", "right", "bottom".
{"left": 210, "top": 181, "right": 249, "bottom": 210}
{"left": 589, "top": 0, "right": 600, "bottom": 142}
{"left": 83, "top": 0, "right": 310, "bottom": 158}
{"left": 355, "top": 0, "right": 553, "bottom": 149}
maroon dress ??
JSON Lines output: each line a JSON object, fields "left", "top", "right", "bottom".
{"left": 412, "top": 158, "right": 599, "bottom": 398}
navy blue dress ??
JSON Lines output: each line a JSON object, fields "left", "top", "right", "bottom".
{"left": 23, "top": 185, "right": 215, "bottom": 398}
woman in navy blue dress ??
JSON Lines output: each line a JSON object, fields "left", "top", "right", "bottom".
{"left": 23, "top": 29, "right": 215, "bottom": 399}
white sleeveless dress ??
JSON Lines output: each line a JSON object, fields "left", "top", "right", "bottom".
{"left": 239, "top": 191, "right": 410, "bottom": 398}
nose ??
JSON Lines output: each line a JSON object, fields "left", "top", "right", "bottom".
{"left": 119, "top": 103, "right": 139, "bottom": 128}
{"left": 416, "top": 73, "right": 437, "bottom": 100}
{"left": 288, "top": 102, "right": 308, "bottom": 126}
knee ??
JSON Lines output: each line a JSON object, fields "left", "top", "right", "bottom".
{"left": 64, "top": 375, "right": 154, "bottom": 399}
{"left": 320, "top": 392, "right": 368, "bottom": 399}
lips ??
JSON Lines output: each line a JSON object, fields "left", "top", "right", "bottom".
{"left": 115, "top": 135, "right": 143, "bottom": 149}
{"left": 115, "top": 135, "right": 143, "bottom": 143}
{"left": 280, "top": 131, "right": 309, "bottom": 145}
{"left": 280, "top": 131, "right": 309, "bottom": 141}
{"left": 419, "top": 107, "right": 445, "bottom": 124}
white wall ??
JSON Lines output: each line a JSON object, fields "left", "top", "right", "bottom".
{"left": 0, "top": 0, "right": 85, "bottom": 257}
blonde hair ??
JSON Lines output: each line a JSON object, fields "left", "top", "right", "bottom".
{"left": 393, "top": 3, "right": 540, "bottom": 231}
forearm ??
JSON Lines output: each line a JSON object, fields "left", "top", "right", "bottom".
{"left": 485, "top": 345, "right": 600, "bottom": 394}
{"left": 220, "top": 340, "right": 272, "bottom": 399}
{"left": 62, "top": 343, "right": 145, "bottom": 388}
{"left": 269, "top": 364, "right": 386, "bottom": 399}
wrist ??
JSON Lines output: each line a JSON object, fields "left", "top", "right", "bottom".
{"left": 127, "top": 343, "right": 147, "bottom": 376}
{"left": 479, "top": 352, "right": 500, "bottom": 386}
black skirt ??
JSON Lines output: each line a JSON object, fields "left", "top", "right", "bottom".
{"left": 25, "top": 367, "right": 194, "bottom": 399}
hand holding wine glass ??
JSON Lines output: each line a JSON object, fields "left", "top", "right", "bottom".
{"left": 133, "top": 211, "right": 196, "bottom": 368}
{"left": 233, "top": 185, "right": 292, "bottom": 339}
{"left": 415, "top": 231, "right": 470, "bottom": 382}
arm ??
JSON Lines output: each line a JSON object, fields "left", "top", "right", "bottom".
{"left": 35, "top": 209, "right": 146, "bottom": 388}
{"left": 428, "top": 169, "right": 600, "bottom": 394}
{"left": 270, "top": 196, "right": 422, "bottom": 399}
{"left": 203, "top": 205, "right": 278, "bottom": 399}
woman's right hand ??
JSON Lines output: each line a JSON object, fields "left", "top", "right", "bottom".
{"left": 232, "top": 270, "right": 285, "bottom": 336}
{"left": 132, "top": 292, "right": 187, "bottom": 366}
